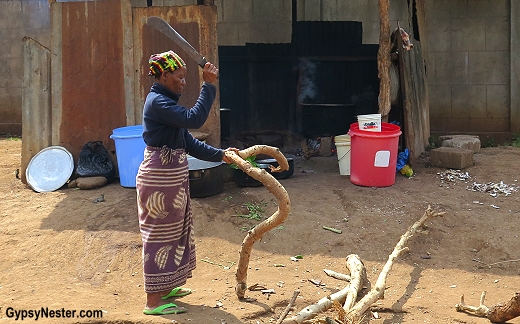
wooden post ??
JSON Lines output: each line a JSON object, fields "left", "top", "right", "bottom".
{"left": 377, "top": 0, "right": 392, "bottom": 121}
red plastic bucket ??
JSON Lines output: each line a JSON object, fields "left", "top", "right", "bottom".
{"left": 348, "top": 122, "right": 402, "bottom": 187}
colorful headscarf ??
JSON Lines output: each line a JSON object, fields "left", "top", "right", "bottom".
{"left": 148, "top": 50, "right": 186, "bottom": 76}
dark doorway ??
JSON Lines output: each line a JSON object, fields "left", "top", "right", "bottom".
{"left": 219, "top": 21, "right": 379, "bottom": 139}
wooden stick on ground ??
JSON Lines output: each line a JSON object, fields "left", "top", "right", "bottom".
{"left": 456, "top": 291, "right": 520, "bottom": 323}
{"left": 276, "top": 290, "right": 300, "bottom": 324}
{"left": 345, "top": 206, "right": 444, "bottom": 322}
{"left": 226, "top": 145, "right": 291, "bottom": 299}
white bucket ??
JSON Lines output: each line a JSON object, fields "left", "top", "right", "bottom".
{"left": 357, "top": 113, "right": 382, "bottom": 132}
{"left": 335, "top": 134, "right": 351, "bottom": 175}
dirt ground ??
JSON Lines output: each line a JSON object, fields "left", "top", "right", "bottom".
{"left": 1, "top": 136, "right": 519, "bottom": 324}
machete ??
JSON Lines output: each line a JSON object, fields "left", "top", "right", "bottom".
{"left": 146, "top": 16, "right": 208, "bottom": 68}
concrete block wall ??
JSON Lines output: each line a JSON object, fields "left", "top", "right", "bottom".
{"left": 425, "top": 0, "right": 511, "bottom": 135}
{"left": 216, "top": 0, "right": 293, "bottom": 45}
{"left": 0, "top": 0, "right": 50, "bottom": 135}
{"left": 216, "top": 0, "right": 410, "bottom": 46}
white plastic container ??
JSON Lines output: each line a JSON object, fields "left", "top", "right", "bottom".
{"left": 357, "top": 113, "right": 382, "bottom": 132}
{"left": 334, "top": 134, "right": 351, "bottom": 175}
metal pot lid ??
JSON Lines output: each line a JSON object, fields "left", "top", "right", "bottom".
{"left": 26, "top": 146, "right": 74, "bottom": 193}
{"left": 187, "top": 156, "right": 223, "bottom": 171}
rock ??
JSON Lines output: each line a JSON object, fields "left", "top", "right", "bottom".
{"left": 76, "top": 176, "right": 108, "bottom": 189}
{"left": 67, "top": 179, "right": 77, "bottom": 188}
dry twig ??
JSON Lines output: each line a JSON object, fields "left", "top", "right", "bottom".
{"left": 276, "top": 290, "right": 300, "bottom": 324}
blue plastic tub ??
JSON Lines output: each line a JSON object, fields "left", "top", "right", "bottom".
{"left": 110, "top": 125, "right": 146, "bottom": 188}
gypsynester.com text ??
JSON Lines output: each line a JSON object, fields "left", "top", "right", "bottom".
{"left": 4, "top": 307, "right": 103, "bottom": 321}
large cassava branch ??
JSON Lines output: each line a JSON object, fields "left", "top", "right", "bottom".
{"left": 226, "top": 145, "right": 291, "bottom": 299}
{"left": 281, "top": 254, "right": 366, "bottom": 324}
{"left": 345, "top": 206, "right": 445, "bottom": 322}
{"left": 343, "top": 254, "right": 367, "bottom": 311}
{"left": 456, "top": 291, "right": 520, "bottom": 323}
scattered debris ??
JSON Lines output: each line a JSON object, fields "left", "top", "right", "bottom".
{"left": 291, "top": 255, "right": 303, "bottom": 262}
{"left": 468, "top": 181, "right": 518, "bottom": 197}
{"left": 262, "top": 289, "right": 276, "bottom": 299}
{"left": 201, "top": 258, "right": 236, "bottom": 270}
{"left": 477, "top": 258, "right": 520, "bottom": 269}
{"left": 308, "top": 279, "right": 326, "bottom": 287}
{"left": 437, "top": 169, "right": 471, "bottom": 182}
{"left": 322, "top": 226, "right": 342, "bottom": 234}
{"left": 437, "top": 169, "right": 519, "bottom": 198}
{"left": 248, "top": 283, "right": 267, "bottom": 291}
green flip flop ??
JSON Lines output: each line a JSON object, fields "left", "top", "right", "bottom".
{"left": 161, "top": 287, "right": 192, "bottom": 300}
{"left": 143, "top": 303, "right": 186, "bottom": 315}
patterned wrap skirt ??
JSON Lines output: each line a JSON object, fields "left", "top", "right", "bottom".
{"left": 136, "top": 146, "right": 195, "bottom": 293}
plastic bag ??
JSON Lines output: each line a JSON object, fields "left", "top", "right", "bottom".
{"left": 396, "top": 148, "right": 413, "bottom": 177}
{"left": 76, "top": 141, "right": 115, "bottom": 179}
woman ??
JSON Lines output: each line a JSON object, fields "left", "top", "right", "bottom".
{"left": 137, "top": 50, "right": 236, "bottom": 315}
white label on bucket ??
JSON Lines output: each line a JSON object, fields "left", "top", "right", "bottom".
{"left": 374, "top": 150, "right": 390, "bottom": 167}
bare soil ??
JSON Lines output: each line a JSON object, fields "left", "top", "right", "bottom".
{"left": 1, "top": 137, "right": 519, "bottom": 324}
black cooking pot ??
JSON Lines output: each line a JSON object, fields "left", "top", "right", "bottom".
{"left": 232, "top": 163, "right": 270, "bottom": 187}
{"left": 188, "top": 157, "right": 224, "bottom": 198}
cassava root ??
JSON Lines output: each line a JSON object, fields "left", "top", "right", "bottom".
{"left": 226, "top": 145, "right": 291, "bottom": 299}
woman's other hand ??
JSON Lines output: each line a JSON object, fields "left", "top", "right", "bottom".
{"left": 203, "top": 62, "right": 219, "bottom": 84}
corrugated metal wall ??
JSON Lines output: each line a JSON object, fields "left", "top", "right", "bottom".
{"left": 57, "top": 0, "right": 127, "bottom": 159}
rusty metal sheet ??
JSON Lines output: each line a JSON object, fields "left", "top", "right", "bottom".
{"left": 59, "top": 0, "right": 127, "bottom": 159}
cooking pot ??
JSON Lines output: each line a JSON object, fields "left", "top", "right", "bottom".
{"left": 188, "top": 157, "right": 224, "bottom": 198}
{"left": 232, "top": 163, "right": 271, "bottom": 187}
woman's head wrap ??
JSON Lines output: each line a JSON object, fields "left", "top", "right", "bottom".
{"left": 148, "top": 50, "right": 186, "bottom": 76}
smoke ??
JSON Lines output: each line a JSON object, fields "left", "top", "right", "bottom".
{"left": 298, "top": 58, "right": 317, "bottom": 103}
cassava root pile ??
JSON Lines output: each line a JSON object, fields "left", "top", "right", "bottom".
{"left": 280, "top": 205, "right": 444, "bottom": 323}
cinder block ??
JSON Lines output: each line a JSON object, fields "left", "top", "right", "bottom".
{"left": 437, "top": 134, "right": 481, "bottom": 153}
{"left": 430, "top": 147, "right": 474, "bottom": 169}
{"left": 319, "top": 136, "right": 332, "bottom": 157}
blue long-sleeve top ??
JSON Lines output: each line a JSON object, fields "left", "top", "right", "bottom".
{"left": 142, "top": 82, "right": 224, "bottom": 162}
